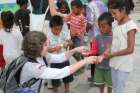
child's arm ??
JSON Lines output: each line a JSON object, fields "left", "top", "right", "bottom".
{"left": 106, "top": 30, "right": 136, "bottom": 58}
{"left": 48, "top": 45, "right": 62, "bottom": 53}
{"left": 49, "top": 0, "right": 58, "bottom": 16}
{"left": 48, "top": 41, "right": 72, "bottom": 52}
{"left": 47, "top": 39, "right": 62, "bottom": 53}
{"left": 49, "top": 0, "right": 70, "bottom": 21}
{"left": 63, "top": 40, "right": 73, "bottom": 49}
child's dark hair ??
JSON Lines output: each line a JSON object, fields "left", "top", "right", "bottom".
{"left": 22, "top": 31, "right": 47, "bottom": 59}
{"left": 108, "top": 0, "right": 134, "bottom": 14}
{"left": 1, "top": 11, "right": 14, "bottom": 32}
{"left": 49, "top": 15, "right": 63, "bottom": 28}
{"left": 16, "top": 0, "right": 28, "bottom": 6}
{"left": 57, "top": 0, "right": 70, "bottom": 13}
{"left": 98, "top": 12, "right": 114, "bottom": 26}
{"left": 71, "top": 0, "right": 83, "bottom": 8}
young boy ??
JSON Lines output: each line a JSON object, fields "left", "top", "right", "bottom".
{"left": 47, "top": 15, "right": 73, "bottom": 93}
{"left": 66, "top": 0, "right": 87, "bottom": 62}
{"left": 86, "top": 0, "right": 108, "bottom": 81}
{"left": 84, "top": 12, "right": 114, "bottom": 93}
{"left": 95, "top": 12, "right": 114, "bottom": 93}
{"left": 48, "top": 0, "right": 87, "bottom": 75}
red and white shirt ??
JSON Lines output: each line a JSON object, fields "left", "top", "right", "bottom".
{"left": 66, "top": 13, "right": 87, "bottom": 39}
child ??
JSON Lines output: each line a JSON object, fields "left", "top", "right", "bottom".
{"left": 95, "top": 12, "right": 113, "bottom": 93}
{"left": 19, "top": 31, "right": 97, "bottom": 93}
{"left": 66, "top": 0, "right": 87, "bottom": 61}
{"left": 48, "top": 0, "right": 87, "bottom": 74}
{"left": 56, "top": 0, "right": 71, "bottom": 39}
{"left": 57, "top": 0, "right": 70, "bottom": 16}
{"left": 0, "top": 11, "right": 23, "bottom": 68}
{"left": 83, "top": 12, "right": 114, "bottom": 93}
{"left": 86, "top": 0, "right": 108, "bottom": 82}
{"left": 47, "top": 15, "right": 72, "bottom": 93}
{"left": 67, "top": 0, "right": 87, "bottom": 39}
{"left": 15, "top": 0, "right": 30, "bottom": 36}
{"left": 106, "top": 0, "right": 139, "bottom": 93}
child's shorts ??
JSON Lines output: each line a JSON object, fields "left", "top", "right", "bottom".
{"left": 50, "top": 60, "right": 74, "bottom": 87}
{"left": 94, "top": 67, "right": 112, "bottom": 87}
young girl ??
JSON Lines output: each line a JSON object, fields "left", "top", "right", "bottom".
{"left": 0, "top": 11, "right": 23, "bottom": 68}
{"left": 105, "top": 0, "right": 139, "bottom": 93}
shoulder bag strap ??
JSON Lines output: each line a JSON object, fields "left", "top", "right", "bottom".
{"left": 37, "top": 80, "right": 42, "bottom": 93}
{"left": 21, "top": 57, "right": 48, "bottom": 92}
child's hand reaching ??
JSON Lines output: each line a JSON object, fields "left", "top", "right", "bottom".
{"left": 103, "top": 48, "right": 111, "bottom": 59}
{"left": 63, "top": 40, "right": 73, "bottom": 48}
{"left": 63, "top": 41, "right": 69, "bottom": 48}
{"left": 95, "top": 55, "right": 105, "bottom": 64}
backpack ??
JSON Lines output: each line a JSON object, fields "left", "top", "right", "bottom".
{"left": 0, "top": 55, "right": 42, "bottom": 93}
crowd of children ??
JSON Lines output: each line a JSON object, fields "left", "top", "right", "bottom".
{"left": 0, "top": 0, "right": 139, "bottom": 93}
